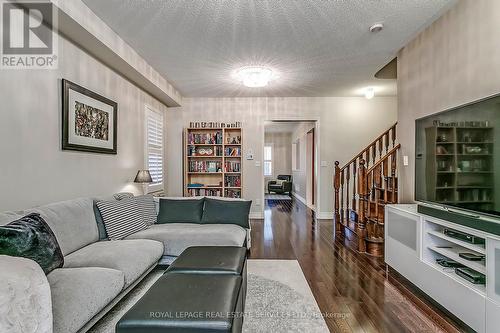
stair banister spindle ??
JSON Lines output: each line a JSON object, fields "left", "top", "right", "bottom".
{"left": 391, "top": 150, "right": 397, "bottom": 203}
{"left": 352, "top": 160, "right": 357, "bottom": 212}
{"left": 378, "top": 138, "right": 383, "bottom": 161}
{"left": 371, "top": 144, "right": 376, "bottom": 165}
{"left": 334, "top": 161, "right": 341, "bottom": 234}
{"left": 383, "top": 158, "right": 389, "bottom": 204}
{"left": 346, "top": 164, "right": 351, "bottom": 218}
{"left": 391, "top": 125, "right": 396, "bottom": 148}
{"left": 357, "top": 159, "right": 368, "bottom": 253}
{"left": 340, "top": 169, "right": 345, "bottom": 222}
{"left": 385, "top": 132, "right": 389, "bottom": 154}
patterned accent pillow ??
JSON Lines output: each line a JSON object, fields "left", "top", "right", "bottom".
{"left": 135, "top": 195, "right": 157, "bottom": 226}
{"left": 113, "top": 192, "right": 134, "bottom": 200}
{"left": 97, "top": 198, "right": 147, "bottom": 240}
{"left": 0, "top": 213, "right": 64, "bottom": 274}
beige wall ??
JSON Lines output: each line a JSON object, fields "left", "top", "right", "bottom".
{"left": 0, "top": 29, "right": 167, "bottom": 211}
{"left": 398, "top": 0, "right": 500, "bottom": 202}
{"left": 264, "top": 132, "right": 292, "bottom": 192}
{"left": 165, "top": 97, "right": 397, "bottom": 218}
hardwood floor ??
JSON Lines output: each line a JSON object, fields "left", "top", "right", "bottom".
{"left": 249, "top": 198, "right": 470, "bottom": 333}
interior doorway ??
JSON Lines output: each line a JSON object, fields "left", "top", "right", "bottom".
{"left": 263, "top": 120, "right": 318, "bottom": 212}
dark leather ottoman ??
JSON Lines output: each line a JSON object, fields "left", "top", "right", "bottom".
{"left": 116, "top": 273, "right": 243, "bottom": 333}
{"left": 166, "top": 246, "right": 247, "bottom": 310}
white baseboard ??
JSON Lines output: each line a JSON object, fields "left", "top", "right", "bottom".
{"left": 249, "top": 211, "right": 264, "bottom": 219}
{"left": 292, "top": 192, "right": 317, "bottom": 211}
{"left": 292, "top": 192, "right": 307, "bottom": 205}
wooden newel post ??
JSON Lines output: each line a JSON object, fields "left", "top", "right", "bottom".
{"left": 333, "top": 161, "right": 341, "bottom": 235}
{"left": 357, "top": 159, "right": 367, "bottom": 253}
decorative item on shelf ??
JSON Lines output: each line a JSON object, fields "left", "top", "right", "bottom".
{"left": 62, "top": 79, "right": 118, "bottom": 154}
{"left": 189, "top": 121, "right": 240, "bottom": 129}
{"left": 134, "top": 170, "right": 153, "bottom": 195}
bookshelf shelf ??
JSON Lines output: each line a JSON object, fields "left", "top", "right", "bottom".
{"left": 184, "top": 126, "right": 242, "bottom": 198}
{"left": 425, "top": 126, "right": 494, "bottom": 210}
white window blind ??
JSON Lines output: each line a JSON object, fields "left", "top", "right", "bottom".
{"left": 146, "top": 107, "right": 164, "bottom": 191}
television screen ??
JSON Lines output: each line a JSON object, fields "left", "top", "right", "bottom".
{"left": 415, "top": 94, "right": 500, "bottom": 217}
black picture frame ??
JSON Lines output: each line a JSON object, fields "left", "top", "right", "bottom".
{"left": 62, "top": 79, "right": 118, "bottom": 154}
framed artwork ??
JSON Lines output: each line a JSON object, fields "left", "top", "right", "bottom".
{"left": 62, "top": 79, "right": 118, "bottom": 154}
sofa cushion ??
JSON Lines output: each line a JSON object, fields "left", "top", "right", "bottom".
{"left": 157, "top": 198, "right": 205, "bottom": 224}
{"left": 0, "top": 211, "right": 22, "bottom": 226}
{"left": 202, "top": 198, "right": 251, "bottom": 228}
{"left": 0, "top": 213, "right": 64, "bottom": 274}
{"left": 126, "top": 223, "right": 247, "bottom": 256}
{"left": 97, "top": 199, "right": 147, "bottom": 240}
{"left": 63, "top": 239, "right": 163, "bottom": 286}
{"left": 0, "top": 255, "right": 53, "bottom": 333}
{"left": 47, "top": 267, "right": 124, "bottom": 333}
{"left": 29, "top": 198, "right": 98, "bottom": 256}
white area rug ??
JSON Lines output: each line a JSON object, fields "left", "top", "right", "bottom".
{"left": 265, "top": 194, "right": 292, "bottom": 200}
{"left": 89, "top": 260, "right": 328, "bottom": 333}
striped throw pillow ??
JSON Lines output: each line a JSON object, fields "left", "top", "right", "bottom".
{"left": 97, "top": 198, "right": 147, "bottom": 240}
{"left": 135, "top": 195, "right": 157, "bottom": 226}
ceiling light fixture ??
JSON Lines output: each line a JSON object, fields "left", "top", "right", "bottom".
{"left": 364, "top": 87, "right": 375, "bottom": 99}
{"left": 369, "top": 23, "right": 384, "bottom": 33}
{"left": 234, "top": 66, "right": 277, "bottom": 88}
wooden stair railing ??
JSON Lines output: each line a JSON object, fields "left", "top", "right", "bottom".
{"left": 334, "top": 123, "right": 399, "bottom": 256}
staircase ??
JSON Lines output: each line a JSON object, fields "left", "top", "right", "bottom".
{"left": 333, "top": 123, "right": 400, "bottom": 256}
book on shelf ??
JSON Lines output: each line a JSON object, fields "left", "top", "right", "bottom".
{"left": 188, "top": 188, "right": 222, "bottom": 197}
{"left": 225, "top": 189, "right": 241, "bottom": 198}
{"left": 188, "top": 131, "right": 222, "bottom": 144}
{"left": 225, "top": 147, "right": 241, "bottom": 156}
{"left": 225, "top": 175, "right": 241, "bottom": 187}
{"left": 189, "top": 160, "right": 222, "bottom": 173}
{"left": 187, "top": 183, "right": 204, "bottom": 188}
{"left": 224, "top": 161, "right": 241, "bottom": 172}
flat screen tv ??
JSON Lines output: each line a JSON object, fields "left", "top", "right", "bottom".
{"left": 415, "top": 94, "right": 500, "bottom": 218}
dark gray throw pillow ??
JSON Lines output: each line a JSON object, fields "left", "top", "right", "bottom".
{"left": 157, "top": 198, "right": 205, "bottom": 224}
{"left": 0, "top": 213, "right": 64, "bottom": 274}
{"left": 201, "top": 198, "right": 251, "bottom": 228}
{"left": 93, "top": 199, "right": 108, "bottom": 240}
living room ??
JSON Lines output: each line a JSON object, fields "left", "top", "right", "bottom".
{"left": 1, "top": 1, "right": 500, "bottom": 332}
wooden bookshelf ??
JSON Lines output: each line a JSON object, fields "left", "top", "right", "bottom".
{"left": 183, "top": 127, "right": 242, "bottom": 198}
{"left": 425, "top": 126, "right": 494, "bottom": 211}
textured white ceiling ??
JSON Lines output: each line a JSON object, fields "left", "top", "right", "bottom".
{"left": 83, "top": 0, "right": 456, "bottom": 97}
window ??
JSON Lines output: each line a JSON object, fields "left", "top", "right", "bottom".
{"left": 264, "top": 145, "right": 272, "bottom": 176}
{"left": 146, "top": 106, "right": 164, "bottom": 192}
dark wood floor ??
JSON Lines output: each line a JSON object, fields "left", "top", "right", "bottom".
{"left": 249, "top": 198, "right": 469, "bottom": 333}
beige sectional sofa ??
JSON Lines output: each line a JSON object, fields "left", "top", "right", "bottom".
{"left": 0, "top": 195, "right": 249, "bottom": 333}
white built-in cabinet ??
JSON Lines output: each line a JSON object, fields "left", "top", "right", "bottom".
{"left": 386, "top": 204, "right": 500, "bottom": 333}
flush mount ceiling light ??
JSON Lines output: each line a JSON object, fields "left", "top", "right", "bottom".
{"left": 364, "top": 87, "right": 375, "bottom": 99}
{"left": 234, "top": 66, "right": 277, "bottom": 88}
